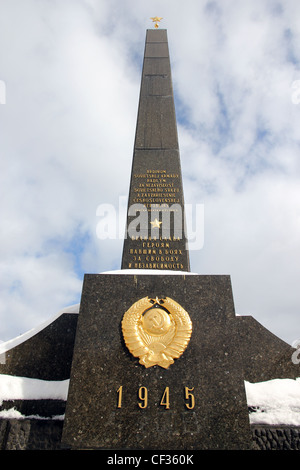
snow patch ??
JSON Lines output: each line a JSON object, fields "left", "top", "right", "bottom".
{"left": 245, "top": 378, "right": 300, "bottom": 425}
{"left": 0, "top": 374, "right": 69, "bottom": 406}
{"left": 0, "top": 374, "right": 300, "bottom": 425}
{"left": 0, "top": 407, "right": 64, "bottom": 421}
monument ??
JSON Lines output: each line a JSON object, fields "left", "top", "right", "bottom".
{"left": 61, "top": 27, "right": 253, "bottom": 450}
{"left": 0, "top": 22, "right": 299, "bottom": 451}
{"left": 121, "top": 26, "right": 189, "bottom": 273}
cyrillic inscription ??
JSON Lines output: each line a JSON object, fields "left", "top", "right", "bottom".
{"left": 132, "top": 170, "right": 180, "bottom": 205}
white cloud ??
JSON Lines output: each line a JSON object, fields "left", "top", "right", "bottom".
{"left": 0, "top": 0, "right": 299, "bottom": 347}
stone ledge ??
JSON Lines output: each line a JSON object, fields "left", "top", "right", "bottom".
{"left": 0, "top": 419, "right": 64, "bottom": 450}
{"left": 252, "top": 425, "right": 300, "bottom": 450}
{"left": 1, "top": 419, "right": 299, "bottom": 450}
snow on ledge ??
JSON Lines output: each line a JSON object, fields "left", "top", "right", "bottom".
{"left": 101, "top": 269, "right": 198, "bottom": 275}
{"left": 0, "top": 375, "right": 299, "bottom": 425}
{"left": 0, "top": 375, "right": 69, "bottom": 406}
{"left": 0, "top": 303, "right": 80, "bottom": 354}
{"left": 0, "top": 374, "right": 68, "bottom": 421}
{"left": 245, "top": 378, "right": 300, "bottom": 425}
{"left": 0, "top": 408, "right": 65, "bottom": 420}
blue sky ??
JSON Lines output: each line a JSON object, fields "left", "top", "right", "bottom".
{"left": 0, "top": 0, "right": 300, "bottom": 345}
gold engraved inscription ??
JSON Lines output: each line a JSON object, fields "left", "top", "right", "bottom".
{"left": 116, "top": 386, "right": 195, "bottom": 410}
{"left": 122, "top": 296, "right": 192, "bottom": 369}
{"left": 132, "top": 170, "right": 180, "bottom": 205}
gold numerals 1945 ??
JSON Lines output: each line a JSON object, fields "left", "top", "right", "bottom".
{"left": 116, "top": 386, "right": 195, "bottom": 410}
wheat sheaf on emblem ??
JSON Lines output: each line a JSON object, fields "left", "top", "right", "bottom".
{"left": 121, "top": 296, "right": 192, "bottom": 369}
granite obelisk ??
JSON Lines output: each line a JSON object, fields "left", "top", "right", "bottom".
{"left": 121, "top": 29, "right": 190, "bottom": 272}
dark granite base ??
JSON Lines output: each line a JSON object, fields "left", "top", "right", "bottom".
{"left": 62, "top": 274, "right": 252, "bottom": 450}
{"left": 1, "top": 417, "right": 300, "bottom": 450}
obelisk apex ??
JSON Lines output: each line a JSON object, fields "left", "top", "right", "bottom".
{"left": 121, "top": 29, "right": 190, "bottom": 272}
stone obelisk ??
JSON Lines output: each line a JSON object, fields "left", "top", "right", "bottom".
{"left": 62, "top": 28, "right": 252, "bottom": 451}
{"left": 121, "top": 29, "right": 190, "bottom": 272}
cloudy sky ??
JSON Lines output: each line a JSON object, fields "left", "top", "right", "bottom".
{"left": 0, "top": 0, "right": 300, "bottom": 346}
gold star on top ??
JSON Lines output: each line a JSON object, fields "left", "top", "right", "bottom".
{"left": 150, "top": 296, "right": 162, "bottom": 305}
{"left": 150, "top": 218, "right": 162, "bottom": 228}
{"left": 150, "top": 17, "right": 163, "bottom": 28}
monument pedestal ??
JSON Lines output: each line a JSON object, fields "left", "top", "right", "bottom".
{"left": 62, "top": 273, "right": 252, "bottom": 450}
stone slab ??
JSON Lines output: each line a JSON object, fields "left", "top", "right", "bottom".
{"left": 0, "top": 313, "right": 78, "bottom": 380}
{"left": 146, "top": 29, "right": 168, "bottom": 43}
{"left": 0, "top": 419, "right": 64, "bottom": 450}
{"left": 62, "top": 274, "right": 252, "bottom": 450}
{"left": 145, "top": 42, "right": 169, "bottom": 58}
{"left": 237, "top": 316, "right": 300, "bottom": 382}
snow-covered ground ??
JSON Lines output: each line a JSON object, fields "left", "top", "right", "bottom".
{"left": 246, "top": 378, "right": 300, "bottom": 425}
{"left": 0, "top": 374, "right": 299, "bottom": 425}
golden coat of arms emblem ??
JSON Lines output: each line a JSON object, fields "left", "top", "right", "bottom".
{"left": 121, "top": 297, "right": 192, "bottom": 369}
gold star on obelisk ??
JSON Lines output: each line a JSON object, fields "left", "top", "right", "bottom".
{"left": 150, "top": 17, "right": 163, "bottom": 28}
{"left": 150, "top": 218, "right": 162, "bottom": 229}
